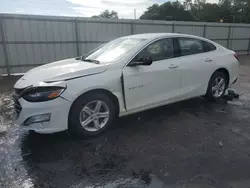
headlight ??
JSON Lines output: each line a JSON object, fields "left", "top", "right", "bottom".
{"left": 22, "top": 87, "right": 65, "bottom": 102}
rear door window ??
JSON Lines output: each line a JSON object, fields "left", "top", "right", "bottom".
{"left": 178, "top": 38, "right": 204, "bottom": 56}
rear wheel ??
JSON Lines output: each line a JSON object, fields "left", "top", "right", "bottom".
{"left": 68, "top": 92, "right": 116, "bottom": 136}
{"left": 206, "top": 71, "right": 228, "bottom": 100}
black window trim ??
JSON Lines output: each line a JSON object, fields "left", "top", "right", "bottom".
{"left": 125, "top": 36, "right": 218, "bottom": 67}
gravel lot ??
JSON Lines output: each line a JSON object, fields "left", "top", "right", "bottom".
{"left": 1, "top": 56, "right": 250, "bottom": 188}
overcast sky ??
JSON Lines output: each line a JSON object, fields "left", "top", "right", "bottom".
{"left": 0, "top": 0, "right": 219, "bottom": 19}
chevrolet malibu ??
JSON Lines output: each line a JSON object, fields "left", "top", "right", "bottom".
{"left": 13, "top": 33, "right": 239, "bottom": 136}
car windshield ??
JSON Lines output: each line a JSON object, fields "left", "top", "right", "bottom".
{"left": 83, "top": 38, "right": 146, "bottom": 63}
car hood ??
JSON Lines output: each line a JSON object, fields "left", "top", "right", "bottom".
{"left": 14, "top": 58, "right": 108, "bottom": 88}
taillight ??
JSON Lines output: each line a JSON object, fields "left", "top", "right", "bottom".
{"left": 234, "top": 53, "right": 239, "bottom": 60}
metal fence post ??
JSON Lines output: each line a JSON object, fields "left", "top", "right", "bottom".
{"left": 74, "top": 18, "right": 80, "bottom": 57}
{"left": 0, "top": 18, "right": 10, "bottom": 76}
{"left": 227, "top": 25, "right": 231, "bottom": 49}
{"left": 203, "top": 24, "right": 207, "bottom": 37}
{"left": 131, "top": 21, "right": 134, "bottom": 34}
{"left": 172, "top": 23, "right": 175, "bottom": 33}
{"left": 248, "top": 38, "right": 250, "bottom": 54}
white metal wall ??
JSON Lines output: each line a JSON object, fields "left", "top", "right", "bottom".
{"left": 0, "top": 18, "right": 6, "bottom": 75}
{"left": 0, "top": 40, "right": 5, "bottom": 75}
{"left": 0, "top": 14, "right": 250, "bottom": 75}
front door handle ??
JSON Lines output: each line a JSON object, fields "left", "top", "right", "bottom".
{"left": 205, "top": 58, "right": 213, "bottom": 62}
{"left": 169, "top": 64, "right": 179, "bottom": 69}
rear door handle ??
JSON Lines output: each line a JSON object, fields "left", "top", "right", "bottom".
{"left": 205, "top": 58, "right": 213, "bottom": 62}
{"left": 168, "top": 64, "right": 179, "bottom": 69}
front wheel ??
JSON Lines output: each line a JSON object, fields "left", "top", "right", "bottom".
{"left": 68, "top": 92, "right": 116, "bottom": 137}
{"left": 206, "top": 71, "right": 228, "bottom": 100}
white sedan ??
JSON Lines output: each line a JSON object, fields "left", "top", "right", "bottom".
{"left": 14, "top": 33, "right": 239, "bottom": 136}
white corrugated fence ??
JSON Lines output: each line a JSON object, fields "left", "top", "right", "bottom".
{"left": 0, "top": 13, "right": 250, "bottom": 75}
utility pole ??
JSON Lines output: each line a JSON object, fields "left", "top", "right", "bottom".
{"left": 134, "top": 9, "right": 136, "bottom": 19}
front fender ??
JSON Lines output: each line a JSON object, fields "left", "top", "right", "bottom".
{"left": 60, "top": 71, "right": 126, "bottom": 114}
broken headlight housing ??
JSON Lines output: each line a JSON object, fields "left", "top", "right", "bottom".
{"left": 22, "top": 87, "right": 65, "bottom": 102}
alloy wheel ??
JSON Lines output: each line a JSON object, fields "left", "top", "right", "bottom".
{"left": 212, "top": 77, "right": 226, "bottom": 98}
{"left": 79, "top": 100, "right": 110, "bottom": 132}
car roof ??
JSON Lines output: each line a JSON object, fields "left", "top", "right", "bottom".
{"left": 127, "top": 33, "right": 206, "bottom": 41}
{"left": 125, "top": 33, "right": 221, "bottom": 47}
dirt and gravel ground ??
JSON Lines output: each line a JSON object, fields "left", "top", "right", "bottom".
{"left": 1, "top": 56, "right": 250, "bottom": 188}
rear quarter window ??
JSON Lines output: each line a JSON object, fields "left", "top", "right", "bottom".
{"left": 178, "top": 38, "right": 204, "bottom": 56}
{"left": 203, "top": 41, "right": 217, "bottom": 52}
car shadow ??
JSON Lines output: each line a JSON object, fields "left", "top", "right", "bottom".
{"left": 20, "top": 97, "right": 230, "bottom": 187}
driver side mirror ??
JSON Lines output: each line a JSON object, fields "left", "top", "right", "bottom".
{"left": 129, "top": 57, "right": 153, "bottom": 67}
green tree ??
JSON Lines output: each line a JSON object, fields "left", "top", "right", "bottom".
{"left": 92, "top": 10, "right": 118, "bottom": 19}
{"left": 232, "top": 0, "right": 250, "bottom": 23}
{"left": 191, "top": 2, "right": 223, "bottom": 22}
{"left": 219, "top": 0, "right": 232, "bottom": 6}
{"left": 140, "top": 1, "right": 194, "bottom": 21}
{"left": 183, "top": 0, "right": 192, "bottom": 10}
{"left": 218, "top": 0, "right": 233, "bottom": 22}
{"left": 219, "top": 0, "right": 250, "bottom": 22}
{"left": 193, "top": 0, "right": 206, "bottom": 11}
{"left": 140, "top": 0, "right": 250, "bottom": 23}
{"left": 191, "top": 0, "right": 208, "bottom": 21}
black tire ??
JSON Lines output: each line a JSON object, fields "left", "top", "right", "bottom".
{"left": 205, "top": 71, "right": 228, "bottom": 100}
{"left": 68, "top": 92, "right": 116, "bottom": 137}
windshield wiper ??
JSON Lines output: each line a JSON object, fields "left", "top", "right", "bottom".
{"left": 82, "top": 59, "right": 100, "bottom": 64}
{"left": 75, "top": 56, "right": 100, "bottom": 64}
{"left": 75, "top": 56, "right": 85, "bottom": 60}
